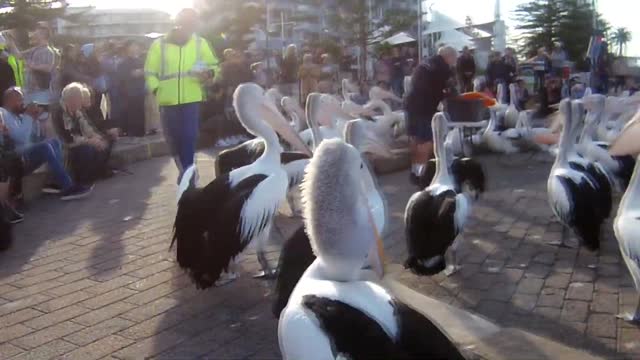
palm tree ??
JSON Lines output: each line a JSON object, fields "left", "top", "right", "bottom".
{"left": 612, "top": 27, "right": 632, "bottom": 56}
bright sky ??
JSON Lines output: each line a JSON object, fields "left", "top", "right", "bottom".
{"left": 69, "top": 0, "right": 639, "bottom": 57}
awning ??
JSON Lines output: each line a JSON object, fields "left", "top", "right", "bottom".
{"left": 383, "top": 32, "right": 416, "bottom": 46}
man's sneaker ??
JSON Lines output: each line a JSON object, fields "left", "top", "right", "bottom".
{"left": 60, "top": 185, "right": 94, "bottom": 201}
{"left": 42, "top": 184, "right": 62, "bottom": 194}
{"left": 6, "top": 206, "right": 24, "bottom": 224}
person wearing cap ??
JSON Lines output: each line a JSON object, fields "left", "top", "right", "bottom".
{"left": 1, "top": 87, "right": 92, "bottom": 200}
{"left": 144, "top": 8, "right": 219, "bottom": 182}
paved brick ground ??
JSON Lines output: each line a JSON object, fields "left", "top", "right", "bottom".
{"left": 0, "top": 151, "right": 638, "bottom": 359}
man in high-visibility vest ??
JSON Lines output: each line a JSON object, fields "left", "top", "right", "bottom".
{"left": 145, "top": 8, "right": 219, "bottom": 182}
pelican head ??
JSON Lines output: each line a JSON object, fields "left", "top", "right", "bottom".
{"left": 234, "top": 83, "right": 311, "bottom": 156}
{"left": 281, "top": 96, "right": 305, "bottom": 132}
{"left": 301, "top": 139, "right": 383, "bottom": 281}
{"left": 610, "top": 108, "right": 640, "bottom": 157}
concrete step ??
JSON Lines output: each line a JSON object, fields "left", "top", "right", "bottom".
{"left": 381, "top": 264, "right": 602, "bottom": 360}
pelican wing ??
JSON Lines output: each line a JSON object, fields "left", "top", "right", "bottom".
{"left": 238, "top": 172, "right": 288, "bottom": 246}
{"left": 272, "top": 227, "right": 313, "bottom": 318}
{"left": 216, "top": 140, "right": 265, "bottom": 176}
{"left": 171, "top": 173, "right": 267, "bottom": 288}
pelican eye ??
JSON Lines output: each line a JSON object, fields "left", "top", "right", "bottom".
{"left": 360, "top": 163, "right": 364, "bottom": 169}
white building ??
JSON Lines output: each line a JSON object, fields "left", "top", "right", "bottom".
{"left": 56, "top": 7, "right": 171, "bottom": 39}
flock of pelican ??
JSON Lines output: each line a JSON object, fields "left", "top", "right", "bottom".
{"left": 168, "top": 79, "right": 640, "bottom": 357}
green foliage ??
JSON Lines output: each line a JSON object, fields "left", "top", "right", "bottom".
{"left": 374, "top": 41, "right": 392, "bottom": 57}
{"left": 513, "top": 0, "right": 608, "bottom": 61}
{"left": 611, "top": 27, "right": 632, "bottom": 56}
{"left": 200, "top": 1, "right": 265, "bottom": 52}
{"left": 309, "top": 38, "right": 343, "bottom": 60}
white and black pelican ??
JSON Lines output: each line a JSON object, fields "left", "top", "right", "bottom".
{"left": 405, "top": 113, "right": 473, "bottom": 276}
{"left": 546, "top": 99, "right": 610, "bottom": 250}
{"left": 609, "top": 109, "right": 640, "bottom": 323}
{"left": 369, "top": 85, "right": 402, "bottom": 104}
{"left": 272, "top": 130, "right": 389, "bottom": 317}
{"left": 481, "top": 107, "right": 519, "bottom": 154}
{"left": 171, "top": 83, "right": 305, "bottom": 287}
{"left": 278, "top": 139, "right": 464, "bottom": 359}
{"left": 577, "top": 94, "right": 635, "bottom": 192}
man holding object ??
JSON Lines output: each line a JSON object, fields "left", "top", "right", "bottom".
{"left": 145, "top": 8, "right": 219, "bottom": 183}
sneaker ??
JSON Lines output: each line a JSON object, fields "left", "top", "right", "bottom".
{"left": 6, "top": 206, "right": 23, "bottom": 224}
{"left": 214, "top": 271, "right": 238, "bottom": 287}
{"left": 42, "top": 184, "right": 62, "bottom": 194}
{"left": 60, "top": 184, "right": 94, "bottom": 201}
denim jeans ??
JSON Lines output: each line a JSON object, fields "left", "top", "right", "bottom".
{"left": 161, "top": 103, "right": 200, "bottom": 182}
{"left": 22, "top": 139, "right": 73, "bottom": 190}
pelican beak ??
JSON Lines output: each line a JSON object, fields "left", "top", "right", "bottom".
{"left": 609, "top": 109, "right": 640, "bottom": 157}
{"left": 262, "top": 99, "right": 313, "bottom": 157}
{"left": 364, "top": 198, "right": 385, "bottom": 278}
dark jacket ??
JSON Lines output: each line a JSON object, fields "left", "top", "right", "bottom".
{"left": 0, "top": 58, "right": 16, "bottom": 97}
{"left": 405, "top": 55, "right": 454, "bottom": 122}
{"left": 457, "top": 54, "right": 476, "bottom": 76}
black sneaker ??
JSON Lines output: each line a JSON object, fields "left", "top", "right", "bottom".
{"left": 6, "top": 206, "right": 23, "bottom": 224}
{"left": 60, "top": 185, "right": 94, "bottom": 201}
{"left": 42, "top": 184, "right": 62, "bottom": 194}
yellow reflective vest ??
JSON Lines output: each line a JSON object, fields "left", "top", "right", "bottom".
{"left": 144, "top": 34, "right": 218, "bottom": 106}
{"left": 7, "top": 55, "right": 24, "bottom": 88}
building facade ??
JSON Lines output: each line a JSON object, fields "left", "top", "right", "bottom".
{"left": 56, "top": 7, "right": 172, "bottom": 39}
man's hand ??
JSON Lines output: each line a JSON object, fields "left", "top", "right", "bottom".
{"left": 88, "top": 137, "right": 107, "bottom": 151}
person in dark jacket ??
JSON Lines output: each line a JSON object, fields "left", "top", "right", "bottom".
{"left": 456, "top": 46, "right": 475, "bottom": 93}
{"left": 404, "top": 46, "right": 457, "bottom": 184}
{"left": 117, "top": 40, "right": 146, "bottom": 137}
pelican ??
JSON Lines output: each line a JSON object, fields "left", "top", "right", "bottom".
{"left": 369, "top": 85, "right": 402, "bottom": 103}
{"left": 299, "top": 93, "right": 343, "bottom": 150}
{"left": 281, "top": 96, "right": 307, "bottom": 132}
{"left": 577, "top": 94, "right": 635, "bottom": 192}
{"left": 278, "top": 139, "right": 464, "bottom": 360}
{"left": 481, "top": 107, "right": 519, "bottom": 154}
{"left": 504, "top": 83, "right": 519, "bottom": 128}
{"left": 501, "top": 111, "right": 553, "bottom": 152}
{"left": 272, "top": 153, "right": 387, "bottom": 318}
{"left": 609, "top": 109, "right": 640, "bottom": 323}
{"left": 405, "top": 113, "right": 473, "bottom": 276}
{"left": 546, "top": 99, "right": 610, "bottom": 250}
{"left": 171, "top": 84, "right": 306, "bottom": 287}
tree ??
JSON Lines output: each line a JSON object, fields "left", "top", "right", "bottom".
{"left": 513, "top": 0, "right": 609, "bottom": 61}
{"left": 0, "top": 0, "right": 67, "bottom": 46}
{"left": 329, "top": 0, "right": 415, "bottom": 80}
{"left": 199, "top": 0, "right": 265, "bottom": 54}
{"left": 611, "top": 27, "right": 631, "bottom": 56}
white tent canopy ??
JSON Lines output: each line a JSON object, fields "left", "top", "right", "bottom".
{"left": 436, "top": 29, "right": 473, "bottom": 50}
{"left": 383, "top": 32, "right": 416, "bottom": 46}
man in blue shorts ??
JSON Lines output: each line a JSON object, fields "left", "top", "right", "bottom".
{"left": 404, "top": 46, "right": 457, "bottom": 185}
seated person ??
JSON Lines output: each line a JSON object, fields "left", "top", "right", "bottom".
{"left": 53, "top": 83, "right": 112, "bottom": 185}
{"left": 81, "top": 85, "right": 118, "bottom": 142}
{"left": 1, "top": 87, "right": 92, "bottom": 200}
{"left": 0, "top": 119, "right": 24, "bottom": 224}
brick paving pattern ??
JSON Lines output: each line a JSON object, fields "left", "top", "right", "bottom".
{"left": 0, "top": 151, "right": 638, "bottom": 359}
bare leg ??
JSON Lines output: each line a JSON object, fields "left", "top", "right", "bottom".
{"left": 253, "top": 223, "right": 277, "bottom": 279}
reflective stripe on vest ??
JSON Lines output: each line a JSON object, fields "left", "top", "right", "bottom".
{"left": 159, "top": 35, "right": 203, "bottom": 79}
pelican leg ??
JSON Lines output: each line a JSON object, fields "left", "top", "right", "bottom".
{"left": 547, "top": 226, "right": 573, "bottom": 248}
{"left": 617, "top": 296, "right": 640, "bottom": 324}
{"left": 215, "top": 259, "right": 239, "bottom": 287}
{"left": 444, "top": 237, "right": 462, "bottom": 277}
{"left": 253, "top": 223, "right": 277, "bottom": 279}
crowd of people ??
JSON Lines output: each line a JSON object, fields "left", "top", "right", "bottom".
{"left": 0, "top": 22, "right": 142, "bottom": 232}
